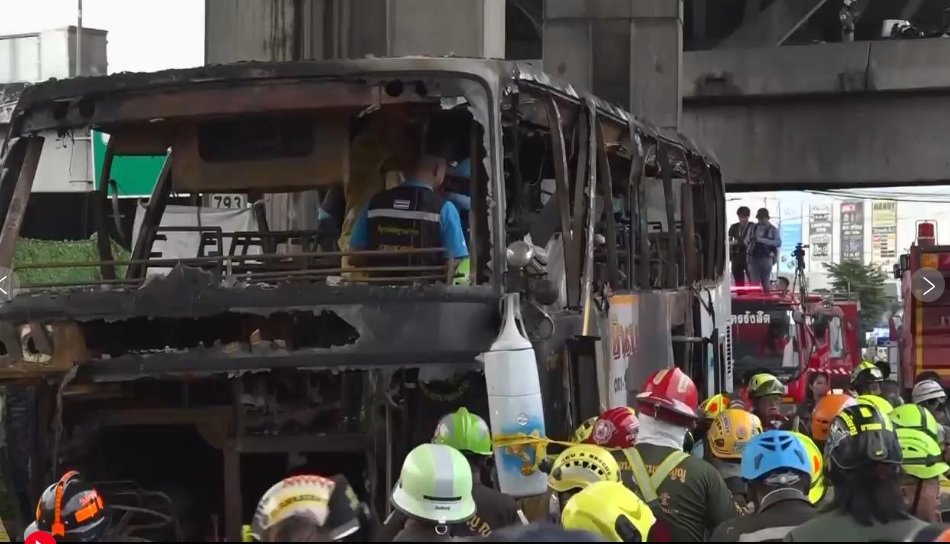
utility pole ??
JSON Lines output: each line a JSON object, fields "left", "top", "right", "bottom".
{"left": 76, "top": 0, "right": 83, "bottom": 77}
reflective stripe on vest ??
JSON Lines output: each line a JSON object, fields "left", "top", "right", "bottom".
{"left": 367, "top": 208, "right": 441, "bottom": 223}
{"left": 621, "top": 448, "right": 690, "bottom": 503}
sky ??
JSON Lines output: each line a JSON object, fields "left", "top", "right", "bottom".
{"left": 3, "top": 0, "right": 204, "bottom": 73}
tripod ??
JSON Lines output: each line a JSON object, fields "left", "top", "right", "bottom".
{"left": 792, "top": 243, "right": 809, "bottom": 302}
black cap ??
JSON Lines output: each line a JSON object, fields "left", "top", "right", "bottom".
{"left": 756, "top": 208, "right": 770, "bottom": 219}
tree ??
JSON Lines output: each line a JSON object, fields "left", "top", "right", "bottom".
{"left": 823, "top": 260, "right": 889, "bottom": 345}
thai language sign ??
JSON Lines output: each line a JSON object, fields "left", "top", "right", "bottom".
{"left": 839, "top": 201, "right": 865, "bottom": 263}
{"left": 809, "top": 203, "right": 833, "bottom": 268}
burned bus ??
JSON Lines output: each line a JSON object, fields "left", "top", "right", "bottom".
{"left": 0, "top": 58, "right": 726, "bottom": 540}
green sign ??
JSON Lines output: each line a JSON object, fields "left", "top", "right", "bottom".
{"left": 91, "top": 131, "right": 168, "bottom": 198}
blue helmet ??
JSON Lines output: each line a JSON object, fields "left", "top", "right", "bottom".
{"left": 740, "top": 430, "right": 812, "bottom": 481}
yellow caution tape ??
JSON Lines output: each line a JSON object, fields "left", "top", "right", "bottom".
{"left": 492, "top": 433, "right": 607, "bottom": 474}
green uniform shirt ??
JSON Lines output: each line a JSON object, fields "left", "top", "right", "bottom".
{"left": 626, "top": 443, "right": 739, "bottom": 542}
{"left": 783, "top": 510, "right": 929, "bottom": 542}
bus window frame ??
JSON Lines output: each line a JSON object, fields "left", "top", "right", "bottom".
{"left": 540, "top": 93, "right": 582, "bottom": 307}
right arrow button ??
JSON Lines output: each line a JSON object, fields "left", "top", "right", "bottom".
{"left": 913, "top": 267, "right": 946, "bottom": 303}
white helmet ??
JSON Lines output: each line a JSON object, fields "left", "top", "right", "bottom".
{"left": 912, "top": 379, "right": 947, "bottom": 404}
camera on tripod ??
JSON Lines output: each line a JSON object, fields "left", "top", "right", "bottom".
{"left": 792, "top": 243, "right": 809, "bottom": 271}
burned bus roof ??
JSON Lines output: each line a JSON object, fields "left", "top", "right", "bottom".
{"left": 7, "top": 56, "right": 718, "bottom": 168}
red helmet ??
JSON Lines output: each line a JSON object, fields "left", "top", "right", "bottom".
{"left": 591, "top": 407, "right": 640, "bottom": 448}
{"left": 636, "top": 367, "right": 699, "bottom": 422}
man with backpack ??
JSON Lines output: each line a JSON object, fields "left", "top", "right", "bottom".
{"left": 621, "top": 368, "right": 739, "bottom": 541}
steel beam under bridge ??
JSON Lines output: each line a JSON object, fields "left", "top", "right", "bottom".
{"left": 682, "top": 38, "right": 950, "bottom": 191}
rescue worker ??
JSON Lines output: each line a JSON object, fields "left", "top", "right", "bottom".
{"left": 892, "top": 403, "right": 945, "bottom": 442}
{"left": 790, "top": 431, "right": 829, "bottom": 506}
{"left": 913, "top": 379, "right": 950, "bottom": 428}
{"left": 707, "top": 408, "right": 764, "bottom": 511}
{"left": 851, "top": 361, "right": 885, "bottom": 396}
{"left": 884, "top": 379, "right": 906, "bottom": 408}
{"left": 896, "top": 425, "right": 949, "bottom": 523}
{"left": 590, "top": 407, "right": 640, "bottom": 449}
{"left": 811, "top": 392, "right": 858, "bottom": 448}
{"left": 709, "top": 430, "right": 817, "bottom": 542}
{"left": 785, "top": 404, "right": 930, "bottom": 541}
{"left": 25, "top": 471, "right": 110, "bottom": 542}
{"left": 691, "top": 393, "right": 731, "bottom": 460}
{"left": 858, "top": 393, "right": 895, "bottom": 417}
{"left": 390, "top": 443, "right": 477, "bottom": 541}
{"left": 892, "top": 402, "right": 950, "bottom": 463}
{"left": 547, "top": 444, "right": 622, "bottom": 520}
{"left": 250, "top": 474, "right": 376, "bottom": 542}
{"left": 383, "top": 407, "right": 522, "bottom": 539}
{"left": 588, "top": 406, "right": 640, "bottom": 487}
{"left": 430, "top": 407, "right": 522, "bottom": 536}
{"left": 560, "top": 480, "right": 661, "bottom": 542}
{"left": 747, "top": 373, "right": 788, "bottom": 430}
{"left": 792, "top": 371, "right": 830, "bottom": 435}
{"left": 348, "top": 131, "right": 470, "bottom": 284}
{"left": 621, "top": 367, "right": 737, "bottom": 541}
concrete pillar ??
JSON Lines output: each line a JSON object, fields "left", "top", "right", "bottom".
{"left": 204, "top": 0, "right": 300, "bottom": 63}
{"left": 542, "top": 0, "right": 683, "bottom": 131}
{"left": 343, "top": 0, "right": 505, "bottom": 59}
{"left": 630, "top": 0, "right": 683, "bottom": 132}
{"left": 205, "top": 0, "right": 505, "bottom": 64}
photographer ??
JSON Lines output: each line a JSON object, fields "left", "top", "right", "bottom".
{"left": 744, "top": 208, "right": 781, "bottom": 291}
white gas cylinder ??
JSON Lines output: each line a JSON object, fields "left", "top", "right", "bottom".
{"left": 481, "top": 292, "right": 548, "bottom": 497}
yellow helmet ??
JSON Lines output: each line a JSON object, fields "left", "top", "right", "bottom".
{"left": 548, "top": 445, "right": 621, "bottom": 493}
{"left": 708, "top": 409, "right": 763, "bottom": 460}
{"left": 748, "top": 373, "right": 786, "bottom": 399}
{"left": 891, "top": 403, "right": 942, "bottom": 441}
{"left": 701, "top": 393, "right": 731, "bottom": 421}
{"left": 572, "top": 417, "right": 598, "bottom": 443}
{"left": 561, "top": 481, "right": 656, "bottom": 542}
{"left": 857, "top": 394, "right": 894, "bottom": 416}
{"left": 791, "top": 431, "right": 825, "bottom": 505}
{"left": 897, "top": 427, "right": 950, "bottom": 481}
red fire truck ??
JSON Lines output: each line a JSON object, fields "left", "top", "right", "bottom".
{"left": 731, "top": 285, "right": 860, "bottom": 408}
{"left": 894, "top": 221, "right": 950, "bottom": 390}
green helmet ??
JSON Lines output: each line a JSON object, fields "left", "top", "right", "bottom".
{"left": 896, "top": 427, "right": 950, "bottom": 480}
{"left": 890, "top": 404, "right": 942, "bottom": 442}
{"left": 432, "top": 407, "right": 493, "bottom": 456}
{"left": 391, "top": 444, "right": 476, "bottom": 524}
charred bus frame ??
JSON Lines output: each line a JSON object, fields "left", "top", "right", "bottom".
{"left": 0, "top": 58, "right": 725, "bottom": 541}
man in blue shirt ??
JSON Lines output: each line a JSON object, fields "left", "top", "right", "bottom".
{"left": 349, "top": 148, "right": 470, "bottom": 284}
{"left": 745, "top": 208, "right": 781, "bottom": 291}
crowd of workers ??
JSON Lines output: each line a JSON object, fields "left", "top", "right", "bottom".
{"left": 21, "top": 362, "right": 950, "bottom": 542}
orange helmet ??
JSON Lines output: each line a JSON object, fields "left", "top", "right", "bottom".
{"left": 812, "top": 393, "right": 858, "bottom": 441}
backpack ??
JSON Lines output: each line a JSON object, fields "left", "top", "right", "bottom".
{"left": 621, "top": 448, "right": 689, "bottom": 542}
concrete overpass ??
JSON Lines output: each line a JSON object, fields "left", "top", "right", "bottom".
{"left": 203, "top": 0, "right": 950, "bottom": 191}
{"left": 683, "top": 38, "right": 950, "bottom": 191}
